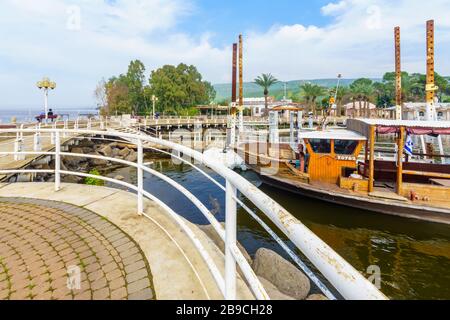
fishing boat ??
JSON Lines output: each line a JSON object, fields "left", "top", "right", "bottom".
{"left": 237, "top": 118, "right": 450, "bottom": 225}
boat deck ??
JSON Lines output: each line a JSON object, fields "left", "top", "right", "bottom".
{"left": 254, "top": 164, "right": 450, "bottom": 225}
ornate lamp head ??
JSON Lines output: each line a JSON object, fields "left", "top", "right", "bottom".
{"left": 37, "top": 77, "right": 57, "bottom": 90}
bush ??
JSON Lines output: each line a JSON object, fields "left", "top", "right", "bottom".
{"left": 85, "top": 169, "right": 104, "bottom": 186}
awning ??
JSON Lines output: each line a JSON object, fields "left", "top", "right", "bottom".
{"left": 271, "top": 104, "right": 304, "bottom": 112}
{"left": 347, "top": 119, "right": 450, "bottom": 138}
{"left": 298, "top": 129, "right": 367, "bottom": 141}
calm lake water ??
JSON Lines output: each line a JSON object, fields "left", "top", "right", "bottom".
{"left": 108, "top": 157, "right": 450, "bottom": 300}
{"left": 0, "top": 108, "right": 98, "bottom": 124}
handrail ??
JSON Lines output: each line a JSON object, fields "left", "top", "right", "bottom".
{"left": 0, "top": 127, "right": 387, "bottom": 300}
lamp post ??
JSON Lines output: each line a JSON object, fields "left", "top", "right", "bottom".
{"left": 37, "top": 77, "right": 56, "bottom": 123}
{"left": 151, "top": 95, "right": 159, "bottom": 119}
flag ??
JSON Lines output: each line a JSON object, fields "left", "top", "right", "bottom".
{"left": 404, "top": 134, "right": 414, "bottom": 156}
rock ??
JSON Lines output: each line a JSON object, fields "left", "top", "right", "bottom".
{"left": 99, "top": 145, "right": 113, "bottom": 157}
{"left": 60, "top": 161, "right": 68, "bottom": 171}
{"left": 83, "top": 147, "right": 95, "bottom": 154}
{"left": 63, "top": 156, "right": 84, "bottom": 168}
{"left": 91, "top": 158, "right": 108, "bottom": 166}
{"left": 253, "top": 248, "right": 311, "bottom": 300}
{"left": 199, "top": 223, "right": 252, "bottom": 266}
{"left": 78, "top": 139, "right": 95, "bottom": 148}
{"left": 63, "top": 175, "right": 83, "bottom": 184}
{"left": 114, "top": 175, "right": 125, "bottom": 181}
{"left": 258, "top": 277, "right": 295, "bottom": 300}
{"left": 125, "top": 150, "right": 138, "bottom": 163}
{"left": 70, "top": 147, "right": 84, "bottom": 154}
{"left": 306, "top": 294, "right": 328, "bottom": 301}
{"left": 119, "top": 147, "right": 131, "bottom": 158}
{"left": 112, "top": 148, "right": 121, "bottom": 157}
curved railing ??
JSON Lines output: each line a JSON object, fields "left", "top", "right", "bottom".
{"left": 0, "top": 125, "right": 387, "bottom": 300}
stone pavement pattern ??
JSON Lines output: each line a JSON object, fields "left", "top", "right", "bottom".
{"left": 0, "top": 198, "right": 154, "bottom": 300}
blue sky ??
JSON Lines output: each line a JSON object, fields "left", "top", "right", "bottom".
{"left": 179, "top": 0, "right": 333, "bottom": 47}
{"left": 1, "top": 0, "right": 450, "bottom": 109}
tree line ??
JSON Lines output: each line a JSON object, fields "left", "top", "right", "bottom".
{"left": 95, "top": 60, "right": 216, "bottom": 116}
{"left": 254, "top": 72, "right": 450, "bottom": 116}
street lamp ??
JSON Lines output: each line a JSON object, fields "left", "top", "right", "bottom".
{"left": 151, "top": 95, "right": 159, "bottom": 119}
{"left": 37, "top": 77, "right": 56, "bottom": 122}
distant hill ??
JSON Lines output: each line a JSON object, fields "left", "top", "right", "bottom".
{"left": 213, "top": 78, "right": 381, "bottom": 102}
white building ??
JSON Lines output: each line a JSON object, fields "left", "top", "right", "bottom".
{"left": 402, "top": 102, "right": 450, "bottom": 121}
{"left": 343, "top": 101, "right": 377, "bottom": 118}
{"left": 236, "top": 97, "right": 293, "bottom": 117}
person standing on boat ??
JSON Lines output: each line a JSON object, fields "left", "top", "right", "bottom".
{"left": 297, "top": 144, "right": 309, "bottom": 173}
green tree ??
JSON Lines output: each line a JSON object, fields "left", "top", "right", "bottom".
{"left": 126, "top": 60, "right": 147, "bottom": 115}
{"left": 350, "top": 79, "right": 374, "bottom": 117}
{"left": 332, "top": 86, "right": 350, "bottom": 117}
{"left": 105, "top": 75, "right": 131, "bottom": 115}
{"left": 300, "top": 83, "right": 326, "bottom": 116}
{"left": 254, "top": 73, "right": 279, "bottom": 116}
{"left": 149, "top": 63, "right": 214, "bottom": 115}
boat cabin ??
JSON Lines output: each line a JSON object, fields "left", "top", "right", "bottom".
{"left": 297, "top": 130, "right": 366, "bottom": 184}
{"left": 347, "top": 119, "right": 450, "bottom": 205}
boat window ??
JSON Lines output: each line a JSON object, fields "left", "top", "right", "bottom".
{"left": 309, "top": 139, "right": 331, "bottom": 154}
{"left": 335, "top": 140, "right": 359, "bottom": 155}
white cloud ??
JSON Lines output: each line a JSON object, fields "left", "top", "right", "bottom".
{"left": 1, "top": 0, "right": 450, "bottom": 108}
{"left": 321, "top": 1, "right": 348, "bottom": 16}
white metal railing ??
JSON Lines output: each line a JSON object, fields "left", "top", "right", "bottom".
{"left": 0, "top": 126, "right": 387, "bottom": 300}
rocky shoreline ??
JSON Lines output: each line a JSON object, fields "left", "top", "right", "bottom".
{"left": 199, "top": 224, "right": 328, "bottom": 300}
{"left": 27, "top": 138, "right": 144, "bottom": 184}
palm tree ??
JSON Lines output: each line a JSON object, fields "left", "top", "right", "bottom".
{"left": 254, "top": 74, "right": 279, "bottom": 116}
{"left": 360, "top": 84, "right": 375, "bottom": 118}
{"left": 300, "top": 83, "right": 326, "bottom": 116}
{"left": 334, "top": 86, "right": 350, "bottom": 117}
{"left": 349, "top": 85, "right": 363, "bottom": 117}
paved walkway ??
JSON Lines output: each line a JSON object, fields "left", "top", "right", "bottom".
{"left": 0, "top": 183, "right": 254, "bottom": 300}
{"left": 0, "top": 198, "right": 153, "bottom": 300}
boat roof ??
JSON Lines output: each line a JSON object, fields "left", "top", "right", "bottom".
{"left": 298, "top": 129, "right": 367, "bottom": 141}
{"left": 347, "top": 118, "right": 450, "bottom": 137}
{"left": 352, "top": 118, "right": 450, "bottom": 129}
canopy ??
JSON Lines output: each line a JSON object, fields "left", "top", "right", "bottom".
{"left": 271, "top": 104, "right": 304, "bottom": 112}
{"left": 298, "top": 129, "right": 367, "bottom": 141}
{"left": 347, "top": 119, "right": 450, "bottom": 138}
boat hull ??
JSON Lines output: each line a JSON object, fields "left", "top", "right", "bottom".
{"left": 255, "top": 169, "right": 450, "bottom": 225}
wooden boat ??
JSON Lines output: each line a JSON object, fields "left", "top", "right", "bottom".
{"left": 237, "top": 119, "right": 450, "bottom": 225}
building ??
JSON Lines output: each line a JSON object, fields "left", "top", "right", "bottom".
{"left": 343, "top": 101, "right": 378, "bottom": 118}
{"left": 237, "top": 97, "right": 295, "bottom": 117}
{"left": 402, "top": 102, "right": 450, "bottom": 121}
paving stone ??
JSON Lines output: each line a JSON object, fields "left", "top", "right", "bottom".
{"left": 127, "top": 278, "right": 150, "bottom": 295}
{"left": 125, "top": 261, "right": 146, "bottom": 274}
{"left": 110, "top": 287, "right": 127, "bottom": 300}
{"left": 128, "top": 288, "right": 154, "bottom": 301}
{"left": 126, "top": 269, "right": 148, "bottom": 284}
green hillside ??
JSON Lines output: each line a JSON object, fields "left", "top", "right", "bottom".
{"left": 213, "top": 78, "right": 380, "bottom": 103}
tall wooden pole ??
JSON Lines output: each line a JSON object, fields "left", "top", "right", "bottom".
{"left": 395, "top": 27, "right": 402, "bottom": 120}
{"left": 426, "top": 20, "right": 437, "bottom": 121}
{"left": 396, "top": 127, "right": 405, "bottom": 195}
{"left": 231, "top": 43, "right": 238, "bottom": 117}
{"left": 232, "top": 43, "right": 237, "bottom": 104}
{"left": 239, "top": 35, "right": 244, "bottom": 109}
